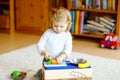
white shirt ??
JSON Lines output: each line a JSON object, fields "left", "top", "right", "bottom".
{"left": 37, "top": 29, "right": 72, "bottom": 59}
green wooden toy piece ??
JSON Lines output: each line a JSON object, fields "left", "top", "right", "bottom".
{"left": 12, "top": 71, "right": 20, "bottom": 77}
{"left": 47, "top": 58, "right": 52, "bottom": 65}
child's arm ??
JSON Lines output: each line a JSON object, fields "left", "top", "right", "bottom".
{"left": 41, "top": 50, "right": 51, "bottom": 60}
{"left": 37, "top": 30, "right": 48, "bottom": 55}
{"left": 56, "top": 32, "right": 72, "bottom": 63}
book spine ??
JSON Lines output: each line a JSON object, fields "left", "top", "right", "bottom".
{"left": 95, "top": 0, "right": 101, "bottom": 9}
{"left": 80, "top": 11, "right": 85, "bottom": 34}
{"left": 108, "top": 0, "right": 112, "bottom": 10}
{"left": 87, "top": 24, "right": 110, "bottom": 32}
{"left": 100, "top": 21, "right": 113, "bottom": 30}
{"left": 112, "top": 0, "right": 116, "bottom": 11}
{"left": 99, "top": 17, "right": 115, "bottom": 26}
{"left": 70, "top": 10, "right": 75, "bottom": 32}
{"left": 87, "top": 20, "right": 104, "bottom": 28}
{"left": 74, "top": 11, "right": 79, "bottom": 34}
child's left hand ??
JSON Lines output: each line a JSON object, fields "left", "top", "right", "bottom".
{"left": 56, "top": 56, "right": 64, "bottom": 64}
{"left": 56, "top": 52, "right": 67, "bottom": 63}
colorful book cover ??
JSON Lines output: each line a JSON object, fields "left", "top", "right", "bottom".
{"left": 82, "top": 0, "right": 86, "bottom": 8}
{"left": 101, "top": 0, "right": 108, "bottom": 10}
{"left": 71, "top": 0, "right": 76, "bottom": 7}
{"left": 87, "top": 20, "right": 104, "bottom": 28}
{"left": 95, "top": 0, "right": 101, "bottom": 9}
{"left": 88, "top": 0, "right": 92, "bottom": 8}
{"left": 100, "top": 21, "right": 113, "bottom": 30}
{"left": 87, "top": 24, "right": 110, "bottom": 33}
{"left": 108, "top": 0, "right": 112, "bottom": 10}
{"left": 80, "top": 11, "right": 85, "bottom": 34}
{"left": 112, "top": 0, "right": 116, "bottom": 11}
{"left": 74, "top": 11, "right": 79, "bottom": 34}
{"left": 84, "top": 24, "right": 99, "bottom": 32}
{"left": 99, "top": 17, "right": 115, "bottom": 26}
{"left": 78, "top": 11, "right": 81, "bottom": 34}
{"left": 86, "top": 0, "right": 89, "bottom": 8}
{"left": 70, "top": 10, "right": 75, "bottom": 32}
{"left": 103, "top": 16, "right": 116, "bottom": 22}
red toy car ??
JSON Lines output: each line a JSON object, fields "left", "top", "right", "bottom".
{"left": 100, "top": 33, "right": 120, "bottom": 49}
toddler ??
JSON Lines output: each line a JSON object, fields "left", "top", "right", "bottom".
{"left": 37, "top": 7, "right": 72, "bottom": 63}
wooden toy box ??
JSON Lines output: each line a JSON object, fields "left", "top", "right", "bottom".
{"left": 42, "top": 63, "right": 92, "bottom": 80}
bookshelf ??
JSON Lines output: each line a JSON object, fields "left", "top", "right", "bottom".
{"left": 0, "top": 0, "right": 14, "bottom": 33}
{"left": 67, "top": 0, "right": 120, "bottom": 38}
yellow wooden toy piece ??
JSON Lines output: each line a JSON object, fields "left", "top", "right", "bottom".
{"left": 78, "top": 61, "right": 90, "bottom": 68}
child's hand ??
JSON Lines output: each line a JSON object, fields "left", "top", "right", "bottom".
{"left": 56, "top": 56, "right": 64, "bottom": 64}
{"left": 42, "top": 50, "right": 51, "bottom": 60}
{"left": 56, "top": 52, "right": 67, "bottom": 63}
{"left": 45, "top": 53, "right": 51, "bottom": 60}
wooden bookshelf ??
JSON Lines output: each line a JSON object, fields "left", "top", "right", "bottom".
{"left": 67, "top": 0, "right": 120, "bottom": 38}
{"left": 0, "top": 0, "right": 15, "bottom": 33}
{"left": 0, "top": 2, "right": 9, "bottom": 5}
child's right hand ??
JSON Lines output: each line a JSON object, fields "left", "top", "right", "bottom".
{"left": 42, "top": 50, "right": 51, "bottom": 60}
{"left": 44, "top": 52, "right": 51, "bottom": 60}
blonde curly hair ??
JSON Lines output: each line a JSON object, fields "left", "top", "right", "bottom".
{"left": 49, "top": 7, "right": 72, "bottom": 32}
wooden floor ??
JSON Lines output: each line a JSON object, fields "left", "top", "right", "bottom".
{"left": 0, "top": 32, "right": 120, "bottom": 60}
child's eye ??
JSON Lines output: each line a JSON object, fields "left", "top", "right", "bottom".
{"left": 54, "top": 25, "right": 58, "bottom": 27}
{"left": 60, "top": 26, "right": 64, "bottom": 28}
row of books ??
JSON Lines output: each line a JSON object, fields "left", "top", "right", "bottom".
{"left": 71, "top": 0, "right": 116, "bottom": 11}
{"left": 70, "top": 10, "right": 116, "bottom": 35}
{"left": 70, "top": 10, "right": 85, "bottom": 34}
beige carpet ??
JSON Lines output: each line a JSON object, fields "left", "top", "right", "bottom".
{"left": 0, "top": 44, "right": 120, "bottom": 80}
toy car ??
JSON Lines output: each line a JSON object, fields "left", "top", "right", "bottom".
{"left": 100, "top": 33, "right": 120, "bottom": 49}
{"left": 11, "top": 71, "right": 26, "bottom": 80}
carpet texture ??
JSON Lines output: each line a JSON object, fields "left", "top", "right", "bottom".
{"left": 0, "top": 44, "right": 120, "bottom": 80}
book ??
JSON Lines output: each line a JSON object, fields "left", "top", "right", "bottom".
{"left": 70, "top": 10, "right": 75, "bottom": 32}
{"left": 112, "top": 0, "right": 116, "bottom": 11}
{"left": 78, "top": 11, "right": 81, "bottom": 34}
{"left": 108, "top": 0, "right": 112, "bottom": 10}
{"left": 84, "top": 24, "right": 99, "bottom": 32}
{"left": 74, "top": 11, "right": 79, "bottom": 34}
{"left": 82, "top": 0, "right": 86, "bottom": 8}
{"left": 100, "top": 21, "right": 113, "bottom": 30}
{"left": 95, "top": 0, "right": 101, "bottom": 9}
{"left": 87, "top": 24, "right": 110, "bottom": 33}
{"left": 71, "top": 0, "right": 77, "bottom": 7}
{"left": 80, "top": 11, "right": 85, "bottom": 34}
{"left": 87, "top": 20, "right": 104, "bottom": 28}
{"left": 99, "top": 17, "right": 115, "bottom": 26}
{"left": 101, "top": 0, "right": 108, "bottom": 10}
{"left": 85, "top": 0, "right": 89, "bottom": 8}
{"left": 88, "top": 0, "right": 92, "bottom": 8}
{"left": 103, "top": 16, "right": 116, "bottom": 23}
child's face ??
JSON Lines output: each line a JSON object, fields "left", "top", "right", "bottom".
{"left": 52, "top": 21, "right": 68, "bottom": 34}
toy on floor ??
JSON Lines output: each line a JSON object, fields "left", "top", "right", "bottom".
{"left": 11, "top": 71, "right": 26, "bottom": 80}
{"left": 100, "top": 33, "right": 120, "bottom": 49}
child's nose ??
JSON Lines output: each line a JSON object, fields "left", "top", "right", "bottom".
{"left": 57, "top": 26, "right": 60, "bottom": 30}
